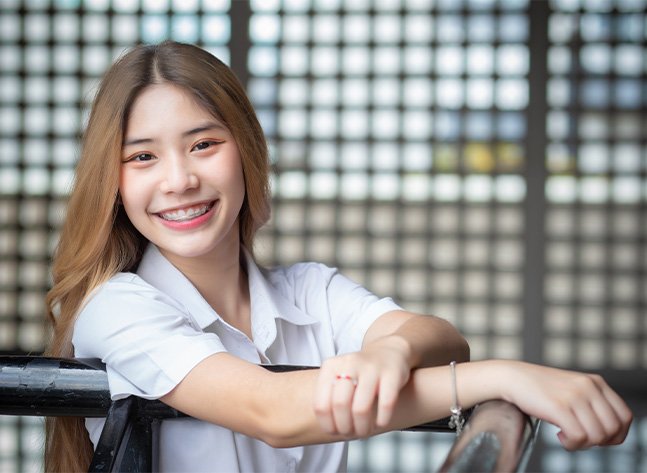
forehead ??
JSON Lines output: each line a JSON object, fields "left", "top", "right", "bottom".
{"left": 125, "top": 84, "right": 219, "bottom": 135}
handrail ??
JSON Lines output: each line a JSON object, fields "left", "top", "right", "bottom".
{"left": 0, "top": 356, "right": 538, "bottom": 472}
{"left": 438, "top": 400, "right": 540, "bottom": 473}
{"left": 0, "top": 356, "right": 452, "bottom": 428}
{"left": 0, "top": 357, "right": 111, "bottom": 417}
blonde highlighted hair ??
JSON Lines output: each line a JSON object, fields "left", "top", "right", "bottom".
{"left": 44, "top": 41, "right": 271, "bottom": 472}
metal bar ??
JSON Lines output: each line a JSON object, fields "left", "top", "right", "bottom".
{"left": 438, "top": 400, "right": 540, "bottom": 473}
{"left": 523, "top": 4, "right": 551, "bottom": 468}
{"left": 87, "top": 397, "right": 135, "bottom": 473}
{"left": 228, "top": 0, "right": 251, "bottom": 87}
{"left": 114, "top": 401, "right": 155, "bottom": 473}
{"left": 522, "top": 0, "right": 550, "bottom": 365}
{"left": 0, "top": 356, "right": 111, "bottom": 417}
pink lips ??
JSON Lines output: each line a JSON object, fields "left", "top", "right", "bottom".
{"left": 156, "top": 202, "right": 217, "bottom": 230}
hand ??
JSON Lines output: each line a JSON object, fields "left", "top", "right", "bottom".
{"left": 494, "top": 361, "right": 633, "bottom": 450}
{"left": 313, "top": 336, "right": 412, "bottom": 437}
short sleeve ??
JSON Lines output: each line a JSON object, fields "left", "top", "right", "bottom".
{"left": 72, "top": 273, "right": 226, "bottom": 400}
{"left": 325, "top": 269, "right": 402, "bottom": 354}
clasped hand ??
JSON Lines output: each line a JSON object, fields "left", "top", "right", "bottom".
{"left": 497, "top": 362, "right": 633, "bottom": 451}
{"left": 313, "top": 336, "right": 411, "bottom": 437}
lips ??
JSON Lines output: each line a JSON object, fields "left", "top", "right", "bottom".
{"left": 157, "top": 201, "right": 215, "bottom": 222}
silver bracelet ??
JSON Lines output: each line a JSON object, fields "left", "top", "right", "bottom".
{"left": 448, "top": 361, "right": 465, "bottom": 436}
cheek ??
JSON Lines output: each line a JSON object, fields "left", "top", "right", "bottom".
{"left": 118, "top": 170, "right": 147, "bottom": 216}
{"left": 218, "top": 152, "right": 246, "bottom": 201}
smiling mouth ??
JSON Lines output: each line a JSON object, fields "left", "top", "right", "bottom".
{"left": 158, "top": 202, "right": 215, "bottom": 222}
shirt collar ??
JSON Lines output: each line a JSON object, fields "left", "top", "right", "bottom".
{"left": 242, "top": 247, "right": 318, "bottom": 328}
{"left": 136, "top": 244, "right": 318, "bottom": 336}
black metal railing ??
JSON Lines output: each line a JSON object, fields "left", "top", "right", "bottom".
{"left": 438, "top": 401, "right": 539, "bottom": 473}
{"left": 0, "top": 356, "right": 539, "bottom": 472}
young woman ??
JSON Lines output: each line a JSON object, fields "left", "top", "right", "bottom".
{"left": 45, "top": 41, "right": 631, "bottom": 472}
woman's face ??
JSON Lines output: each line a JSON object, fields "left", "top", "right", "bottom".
{"left": 119, "top": 83, "right": 245, "bottom": 267}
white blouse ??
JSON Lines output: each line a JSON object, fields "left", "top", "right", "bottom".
{"left": 73, "top": 244, "right": 401, "bottom": 472}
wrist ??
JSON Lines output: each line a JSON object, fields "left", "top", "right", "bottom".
{"left": 474, "top": 359, "right": 522, "bottom": 403}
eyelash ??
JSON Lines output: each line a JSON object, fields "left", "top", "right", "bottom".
{"left": 192, "top": 140, "right": 222, "bottom": 151}
{"left": 126, "top": 153, "right": 155, "bottom": 163}
{"left": 124, "top": 140, "right": 223, "bottom": 163}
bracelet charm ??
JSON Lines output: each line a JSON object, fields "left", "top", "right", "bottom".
{"left": 448, "top": 361, "right": 464, "bottom": 436}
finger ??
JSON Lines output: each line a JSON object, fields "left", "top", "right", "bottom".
{"left": 571, "top": 400, "right": 610, "bottom": 448}
{"left": 594, "top": 378, "right": 633, "bottom": 445}
{"left": 376, "top": 376, "right": 400, "bottom": 427}
{"left": 313, "top": 372, "right": 336, "bottom": 433}
{"left": 588, "top": 393, "right": 624, "bottom": 444}
{"left": 331, "top": 376, "right": 357, "bottom": 435}
{"left": 552, "top": 408, "right": 588, "bottom": 451}
{"left": 352, "top": 376, "right": 379, "bottom": 437}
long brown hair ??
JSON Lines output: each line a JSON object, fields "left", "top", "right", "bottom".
{"left": 44, "top": 41, "right": 271, "bottom": 472}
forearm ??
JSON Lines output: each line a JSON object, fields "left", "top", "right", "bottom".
{"left": 363, "top": 311, "right": 470, "bottom": 369}
{"left": 162, "top": 353, "right": 479, "bottom": 447}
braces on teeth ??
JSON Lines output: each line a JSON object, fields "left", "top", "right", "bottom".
{"left": 161, "top": 203, "right": 212, "bottom": 221}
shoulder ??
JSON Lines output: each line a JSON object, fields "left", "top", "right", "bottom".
{"left": 75, "top": 272, "right": 187, "bottom": 332}
{"left": 265, "top": 261, "right": 339, "bottom": 294}
{"left": 82, "top": 272, "right": 183, "bottom": 312}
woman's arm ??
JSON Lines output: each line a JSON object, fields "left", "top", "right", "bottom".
{"left": 363, "top": 310, "right": 471, "bottom": 367}
{"left": 315, "top": 310, "right": 469, "bottom": 434}
{"left": 160, "top": 354, "right": 632, "bottom": 451}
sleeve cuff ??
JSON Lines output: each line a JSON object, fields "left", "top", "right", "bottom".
{"left": 106, "top": 333, "right": 226, "bottom": 400}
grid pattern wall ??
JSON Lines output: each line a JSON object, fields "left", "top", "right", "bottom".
{"left": 543, "top": 2, "right": 647, "bottom": 370}
{"left": 538, "top": 3, "right": 647, "bottom": 471}
{"left": 0, "top": 1, "right": 645, "bottom": 472}
{"left": 250, "top": 0, "right": 530, "bottom": 361}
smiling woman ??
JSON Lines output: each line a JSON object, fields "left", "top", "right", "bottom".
{"left": 43, "top": 41, "right": 631, "bottom": 473}
{"left": 44, "top": 41, "right": 275, "bottom": 471}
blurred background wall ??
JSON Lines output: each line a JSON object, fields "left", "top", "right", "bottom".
{"left": 0, "top": 0, "right": 645, "bottom": 471}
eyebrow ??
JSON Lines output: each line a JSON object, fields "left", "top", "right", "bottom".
{"left": 122, "top": 122, "right": 228, "bottom": 147}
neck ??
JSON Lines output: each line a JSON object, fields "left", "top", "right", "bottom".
{"left": 164, "top": 239, "right": 252, "bottom": 338}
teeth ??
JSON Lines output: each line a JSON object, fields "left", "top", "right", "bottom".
{"left": 160, "top": 203, "right": 212, "bottom": 222}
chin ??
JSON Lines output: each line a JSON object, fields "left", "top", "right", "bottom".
{"left": 156, "top": 239, "right": 229, "bottom": 261}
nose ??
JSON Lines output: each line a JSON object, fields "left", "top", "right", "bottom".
{"left": 159, "top": 157, "right": 199, "bottom": 194}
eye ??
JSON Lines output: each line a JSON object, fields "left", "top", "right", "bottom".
{"left": 125, "top": 152, "right": 156, "bottom": 163}
{"left": 192, "top": 140, "right": 221, "bottom": 152}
